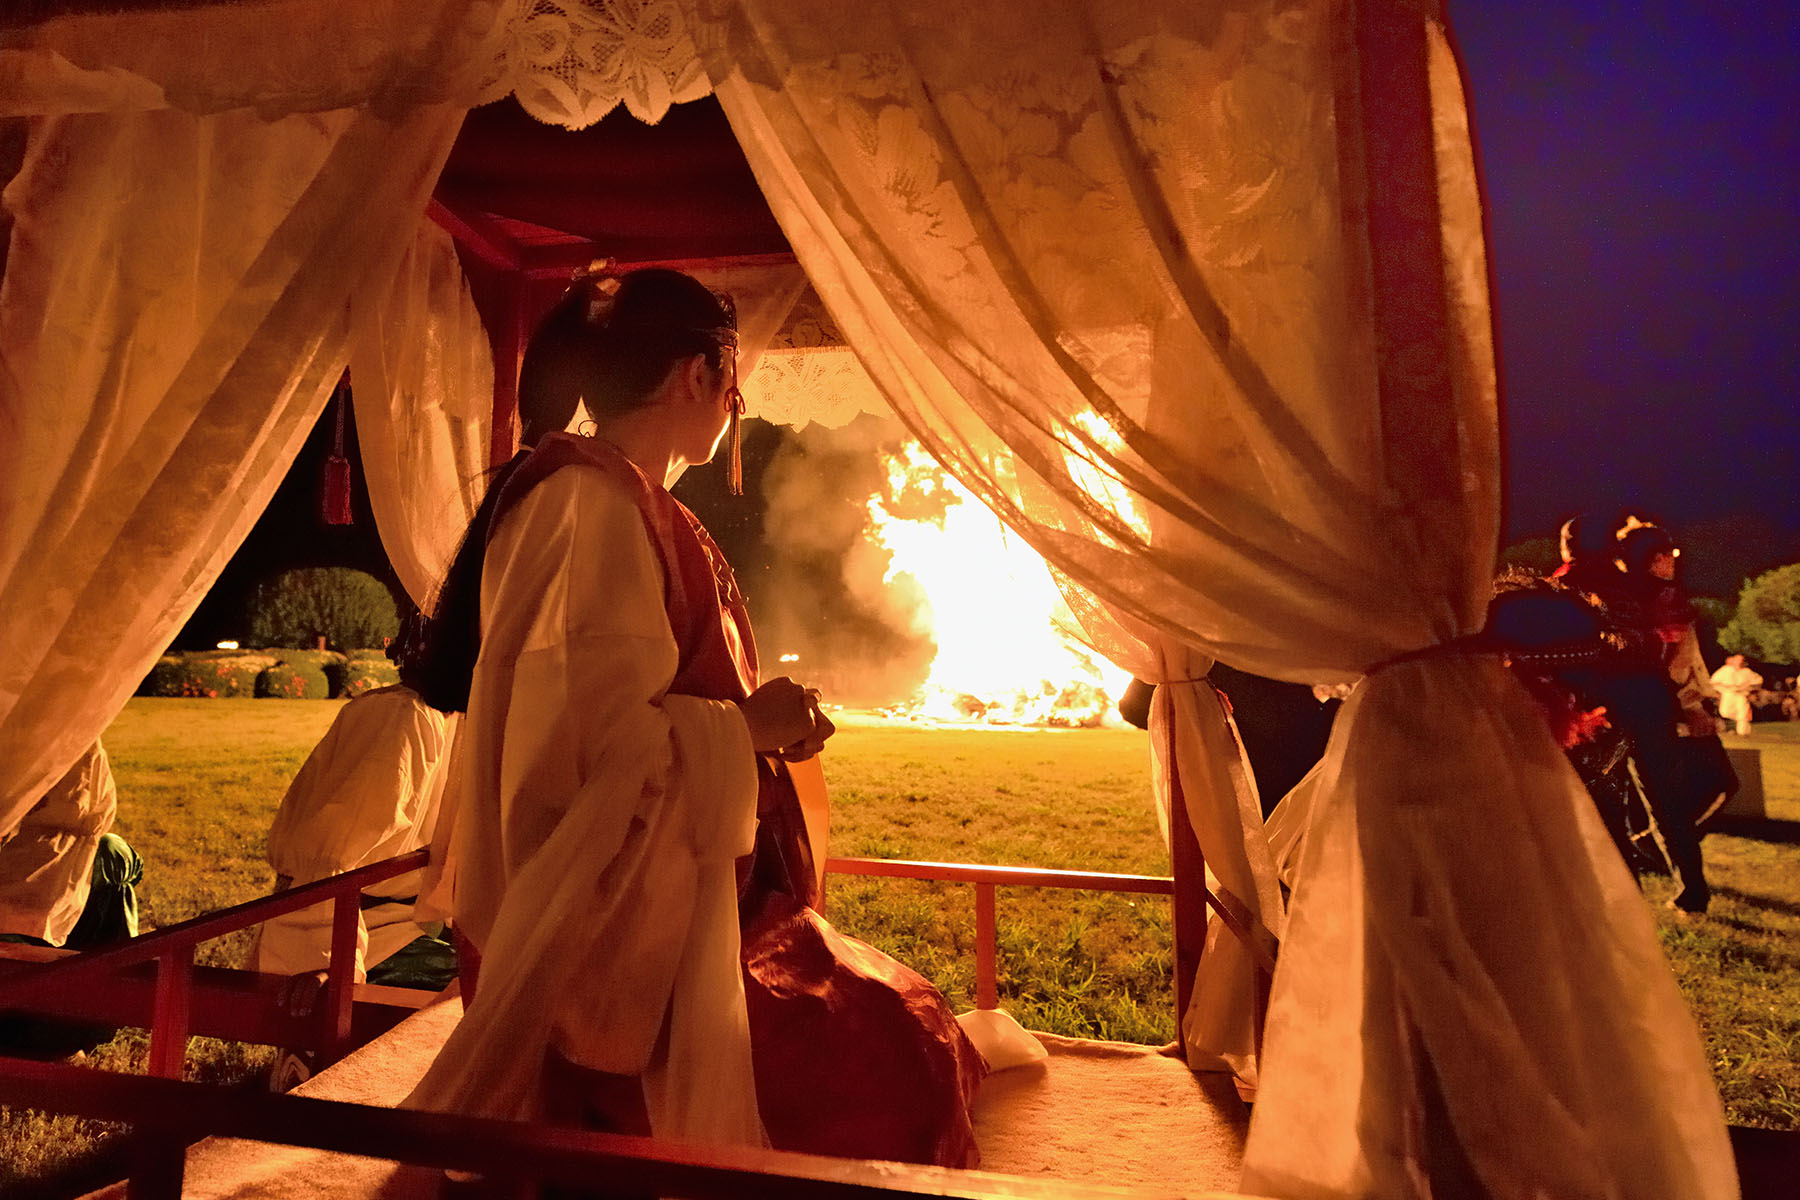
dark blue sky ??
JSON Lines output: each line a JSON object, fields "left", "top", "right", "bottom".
{"left": 1448, "top": 3, "right": 1799, "bottom": 543}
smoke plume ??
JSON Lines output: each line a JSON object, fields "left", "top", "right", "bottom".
{"left": 756, "top": 414, "right": 936, "bottom": 707}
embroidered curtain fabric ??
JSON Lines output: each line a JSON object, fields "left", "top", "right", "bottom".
{"left": 0, "top": 29, "right": 472, "bottom": 831}
{"left": 0, "top": 0, "right": 512, "bottom": 119}
{"left": 349, "top": 221, "right": 497, "bottom": 609}
{"left": 692, "top": 0, "right": 1736, "bottom": 1193}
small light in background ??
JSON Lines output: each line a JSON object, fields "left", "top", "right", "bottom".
{"left": 778, "top": 653, "right": 800, "bottom": 663}
{"left": 216, "top": 640, "right": 240, "bottom": 650}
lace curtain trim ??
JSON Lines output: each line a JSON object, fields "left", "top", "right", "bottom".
{"left": 743, "top": 346, "right": 889, "bottom": 431}
{"left": 500, "top": 0, "right": 712, "bottom": 127}
{"left": 0, "top": 1, "right": 709, "bottom": 128}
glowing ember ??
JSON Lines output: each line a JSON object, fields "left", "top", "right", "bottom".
{"left": 867, "top": 442, "right": 1130, "bottom": 726}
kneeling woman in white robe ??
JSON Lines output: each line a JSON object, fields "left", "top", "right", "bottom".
{"left": 405, "top": 270, "right": 982, "bottom": 1163}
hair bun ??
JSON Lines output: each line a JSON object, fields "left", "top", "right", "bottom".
{"left": 571, "top": 258, "right": 623, "bottom": 326}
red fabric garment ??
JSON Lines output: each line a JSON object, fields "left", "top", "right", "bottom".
{"left": 489, "top": 432, "right": 985, "bottom": 1165}
{"left": 742, "top": 893, "right": 985, "bottom": 1168}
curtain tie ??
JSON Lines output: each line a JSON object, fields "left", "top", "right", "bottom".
{"left": 1363, "top": 633, "right": 1494, "bottom": 676}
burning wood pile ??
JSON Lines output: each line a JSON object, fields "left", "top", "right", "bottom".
{"left": 761, "top": 432, "right": 1127, "bottom": 728}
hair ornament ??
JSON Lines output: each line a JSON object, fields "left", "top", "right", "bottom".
{"left": 571, "top": 258, "right": 622, "bottom": 326}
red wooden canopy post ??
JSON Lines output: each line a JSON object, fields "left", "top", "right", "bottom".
{"left": 1341, "top": 0, "right": 1468, "bottom": 550}
{"left": 488, "top": 272, "right": 527, "bottom": 467}
{"left": 1164, "top": 738, "right": 1209, "bottom": 1061}
{"left": 144, "top": 944, "right": 193, "bottom": 1079}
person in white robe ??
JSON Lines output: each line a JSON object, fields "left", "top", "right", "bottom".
{"left": 0, "top": 742, "right": 139, "bottom": 949}
{"left": 1710, "top": 653, "right": 1762, "bottom": 736}
{"left": 406, "top": 269, "right": 831, "bottom": 1153}
{"left": 252, "top": 683, "right": 455, "bottom": 980}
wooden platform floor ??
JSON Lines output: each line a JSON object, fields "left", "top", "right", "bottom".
{"left": 84, "top": 994, "right": 1251, "bottom": 1199}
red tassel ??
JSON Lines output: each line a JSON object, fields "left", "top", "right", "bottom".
{"left": 321, "top": 455, "right": 353, "bottom": 525}
{"left": 320, "top": 375, "right": 354, "bottom": 525}
{"left": 725, "top": 355, "right": 746, "bottom": 497}
{"left": 728, "top": 405, "right": 744, "bottom": 497}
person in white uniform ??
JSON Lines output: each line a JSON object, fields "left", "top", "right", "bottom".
{"left": 1710, "top": 653, "right": 1762, "bottom": 737}
{"left": 251, "top": 674, "right": 455, "bottom": 981}
{"left": 0, "top": 742, "right": 140, "bottom": 950}
{"left": 0, "top": 742, "right": 141, "bottom": 1055}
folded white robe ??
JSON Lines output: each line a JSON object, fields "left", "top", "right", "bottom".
{"left": 253, "top": 685, "right": 453, "bottom": 979}
{"left": 0, "top": 741, "right": 115, "bottom": 945}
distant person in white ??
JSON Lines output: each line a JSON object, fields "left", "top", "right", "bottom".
{"left": 1709, "top": 654, "right": 1763, "bottom": 737}
{"left": 0, "top": 742, "right": 140, "bottom": 949}
{"left": 252, "top": 685, "right": 454, "bottom": 979}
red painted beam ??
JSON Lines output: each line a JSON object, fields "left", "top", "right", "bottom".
{"left": 826, "top": 858, "right": 1172, "bottom": 895}
{"left": 0, "top": 958, "right": 429, "bottom": 1051}
{"left": 0, "top": 1059, "right": 1190, "bottom": 1199}
{"left": 0, "top": 850, "right": 428, "bottom": 1007}
{"left": 427, "top": 197, "right": 522, "bottom": 272}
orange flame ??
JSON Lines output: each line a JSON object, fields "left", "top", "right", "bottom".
{"left": 867, "top": 442, "right": 1130, "bottom": 726}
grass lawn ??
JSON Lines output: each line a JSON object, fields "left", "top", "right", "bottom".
{"left": 820, "top": 715, "right": 1174, "bottom": 1043}
{"left": 1646, "top": 723, "right": 1800, "bottom": 1129}
{"left": 4, "top": 700, "right": 1798, "bottom": 1196}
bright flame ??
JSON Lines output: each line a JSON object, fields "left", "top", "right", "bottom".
{"left": 216, "top": 640, "right": 239, "bottom": 650}
{"left": 867, "top": 442, "right": 1131, "bottom": 726}
{"left": 1066, "top": 410, "right": 1149, "bottom": 545}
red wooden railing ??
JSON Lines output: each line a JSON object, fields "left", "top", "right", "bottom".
{"left": 0, "top": 851, "right": 1211, "bottom": 1198}
{"left": 0, "top": 1056, "right": 1187, "bottom": 1199}
{"left": 825, "top": 857, "right": 1175, "bottom": 1010}
{"left": 0, "top": 849, "right": 429, "bottom": 1077}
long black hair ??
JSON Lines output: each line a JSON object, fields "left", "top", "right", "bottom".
{"left": 403, "top": 269, "right": 737, "bottom": 713}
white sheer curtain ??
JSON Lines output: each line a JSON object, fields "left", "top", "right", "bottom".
{"left": 0, "top": 9, "right": 491, "bottom": 831}
{"left": 693, "top": 0, "right": 1735, "bottom": 1194}
{"left": 349, "top": 221, "right": 496, "bottom": 609}
{"left": 0, "top": 0, "right": 510, "bottom": 119}
{"left": 678, "top": 259, "right": 812, "bottom": 377}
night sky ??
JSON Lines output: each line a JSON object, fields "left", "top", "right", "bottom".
{"left": 1448, "top": 3, "right": 1800, "bottom": 546}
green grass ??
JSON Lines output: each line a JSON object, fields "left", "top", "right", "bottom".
{"left": 105, "top": 699, "right": 346, "bottom": 968}
{"left": 820, "top": 718, "right": 1174, "bottom": 1044}
{"left": 1645, "top": 723, "right": 1800, "bottom": 1129}
{"left": 5, "top": 703, "right": 1800, "bottom": 1196}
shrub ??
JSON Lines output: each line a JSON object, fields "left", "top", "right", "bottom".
{"left": 253, "top": 660, "right": 331, "bottom": 700}
{"left": 273, "top": 648, "right": 347, "bottom": 676}
{"left": 246, "top": 568, "right": 399, "bottom": 651}
{"left": 1720, "top": 563, "right": 1800, "bottom": 666}
{"left": 138, "top": 654, "right": 274, "bottom": 698}
{"left": 326, "top": 656, "right": 400, "bottom": 698}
